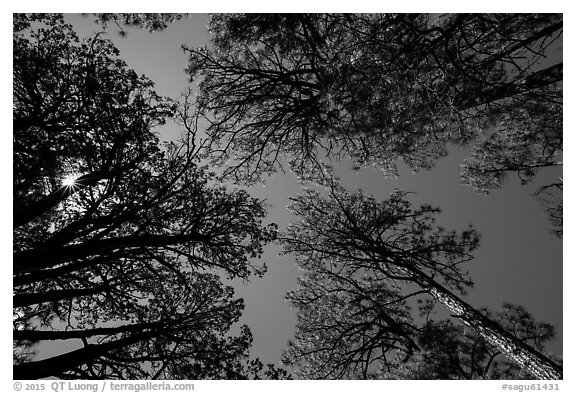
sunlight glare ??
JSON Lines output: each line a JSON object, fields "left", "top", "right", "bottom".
{"left": 62, "top": 174, "right": 78, "bottom": 187}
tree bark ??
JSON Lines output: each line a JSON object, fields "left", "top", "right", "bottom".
{"left": 401, "top": 262, "right": 563, "bottom": 380}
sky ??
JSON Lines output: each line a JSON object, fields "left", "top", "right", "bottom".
{"left": 28, "top": 13, "right": 564, "bottom": 368}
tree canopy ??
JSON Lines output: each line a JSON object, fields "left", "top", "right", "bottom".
{"left": 13, "top": 14, "right": 278, "bottom": 379}
{"left": 280, "top": 173, "right": 561, "bottom": 379}
{"left": 185, "top": 13, "right": 562, "bottom": 184}
{"left": 460, "top": 92, "right": 562, "bottom": 193}
{"left": 534, "top": 182, "right": 563, "bottom": 238}
{"left": 13, "top": 13, "right": 562, "bottom": 381}
{"left": 89, "top": 13, "right": 188, "bottom": 36}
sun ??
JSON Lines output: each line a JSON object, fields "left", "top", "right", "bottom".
{"left": 62, "top": 174, "right": 78, "bottom": 187}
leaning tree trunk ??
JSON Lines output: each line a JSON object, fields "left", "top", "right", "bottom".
{"left": 13, "top": 285, "right": 111, "bottom": 307}
{"left": 401, "top": 263, "right": 562, "bottom": 380}
{"left": 14, "top": 321, "right": 165, "bottom": 342}
{"left": 13, "top": 232, "right": 209, "bottom": 275}
{"left": 13, "top": 330, "right": 156, "bottom": 379}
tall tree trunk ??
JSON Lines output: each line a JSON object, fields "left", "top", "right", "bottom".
{"left": 401, "top": 262, "right": 562, "bottom": 379}
{"left": 13, "top": 331, "right": 155, "bottom": 379}
{"left": 13, "top": 256, "right": 113, "bottom": 286}
{"left": 14, "top": 321, "right": 164, "bottom": 342}
{"left": 13, "top": 285, "right": 115, "bottom": 307}
{"left": 13, "top": 232, "right": 209, "bottom": 275}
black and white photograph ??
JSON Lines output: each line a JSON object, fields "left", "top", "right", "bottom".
{"left": 11, "top": 9, "right": 565, "bottom": 386}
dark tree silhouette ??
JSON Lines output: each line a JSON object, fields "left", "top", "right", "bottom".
{"left": 13, "top": 14, "right": 277, "bottom": 379}
{"left": 184, "top": 13, "right": 562, "bottom": 183}
{"left": 14, "top": 14, "right": 173, "bottom": 228}
{"left": 88, "top": 13, "right": 188, "bottom": 36}
{"left": 280, "top": 173, "right": 561, "bottom": 379}
{"left": 14, "top": 273, "right": 252, "bottom": 379}
{"left": 534, "top": 182, "right": 563, "bottom": 238}
{"left": 13, "top": 13, "right": 562, "bottom": 380}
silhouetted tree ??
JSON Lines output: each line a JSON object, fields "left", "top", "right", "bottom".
{"left": 88, "top": 13, "right": 188, "bottom": 36}
{"left": 534, "top": 182, "right": 563, "bottom": 238}
{"left": 14, "top": 13, "right": 173, "bottom": 228}
{"left": 14, "top": 273, "right": 252, "bottom": 379}
{"left": 13, "top": 14, "right": 277, "bottom": 379}
{"left": 184, "top": 13, "right": 562, "bottom": 183}
{"left": 281, "top": 172, "right": 561, "bottom": 379}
